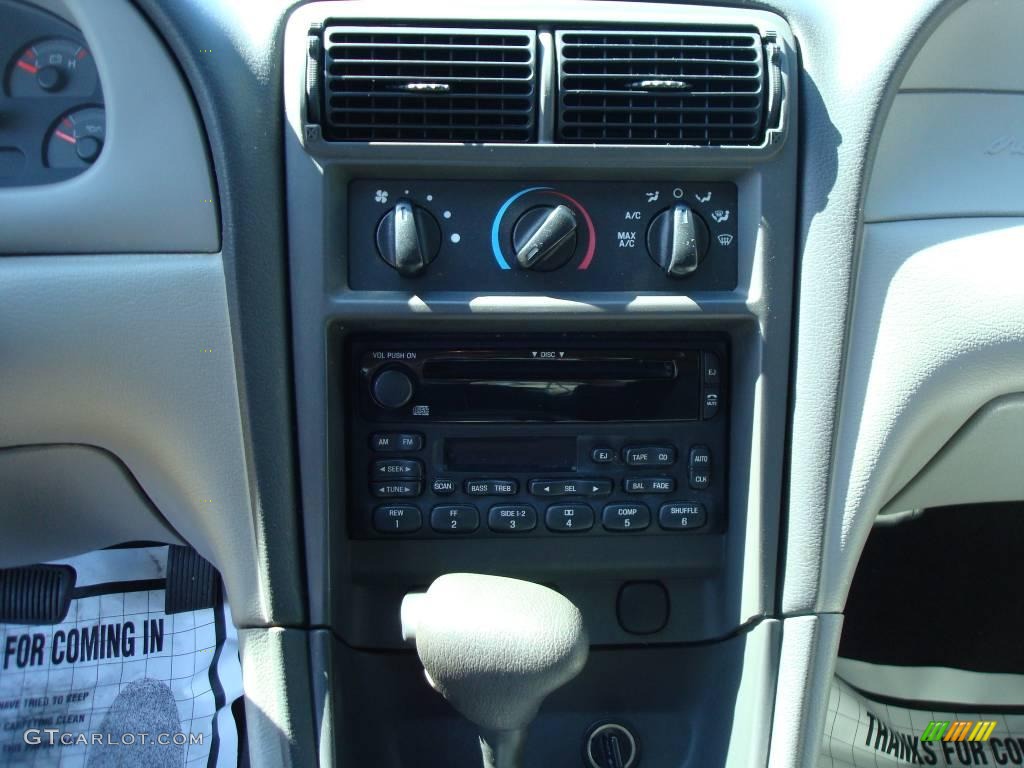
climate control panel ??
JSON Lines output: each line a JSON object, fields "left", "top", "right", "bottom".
{"left": 348, "top": 180, "right": 738, "bottom": 291}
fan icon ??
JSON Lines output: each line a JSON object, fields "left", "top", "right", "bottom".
{"left": 374, "top": 189, "right": 389, "bottom": 204}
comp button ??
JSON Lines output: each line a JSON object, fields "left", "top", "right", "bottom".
{"left": 602, "top": 503, "right": 651, "bottom": 531}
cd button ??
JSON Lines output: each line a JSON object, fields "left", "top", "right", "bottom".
{"left": 465, "top": 479, "right": 518, "bottom": 496}
{"left": 623, "top": 446, "right": 676, "bottom": 467}
{"left": 545, "top": 504, "right": 594, "bottom": 533}
{"left": 659, "top": 502, "right": 707, "bottom": 530}
{"left": 431, "top": 505, "right": 480, "bottom": 534}
{"left": 488, "top": 504, "right": 537, "bottom": 533}
{"left": 373, "top": 504, "right": 421, "bottom": 533}
{"left": 431, "top": 478, "right": 457, "bottom": 495}
{"left": 371, "top": 459, "right": 423, "bottom": 480}
{"left": 602, "top": 503, "right": 651, "bottom": 532}
{"left": 370, "top": 432, "right": 424, "bottom": 452}
{"left": 371, "top": 480, "right": 421, "bottom": 498}
{"left": 624, "top": 477, "right": 676, "bottom": 494}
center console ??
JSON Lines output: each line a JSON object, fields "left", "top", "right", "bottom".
{"left": 283, "top": 1, "right": 798, "bottom": 765}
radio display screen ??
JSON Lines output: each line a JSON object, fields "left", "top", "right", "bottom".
{"left": 444, "top": 437, "right": 577, "bottom": 472}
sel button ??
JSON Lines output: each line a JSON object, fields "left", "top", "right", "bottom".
{"left": 545, "top": 504, "right": 594, "bottom": 533}
{"left": 373, "top": 504, "right": 421, "bottom": 533}
{"left": 602, "top": 503, "right": 651, "bottom": 532}
{"left": 488, "top": 504, "right": 537, "bottom": 533}
{"left": 430, "top": 505, "right": 479, "bottom": 534}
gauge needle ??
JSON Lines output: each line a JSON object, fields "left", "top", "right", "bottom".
{"left": 54, "top": 129, "right": 76, "bottom": 145}
{"left": 16, "top": 59, "right": 38, "bottom": 74}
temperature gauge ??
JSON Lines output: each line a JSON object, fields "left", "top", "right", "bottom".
{"left": 8, "top": 38, "right": 98, "bottom": 97}
{"left": 45, "top": 107, "right": 105, "bottom": 168}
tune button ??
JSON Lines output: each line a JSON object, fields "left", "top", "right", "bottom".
{"left": 602, "top": 503, "right": 651, "bottom": 532}
{"left": 373, "top": 504, "right": 422, "bottom": 534}
{"left": 371, "top": 480, "right": 421, "bottom": 498}
{"left": 659, "top": 502, "right": 707, "bottom": 531}
{"left": 545, "top": 504, "right": 594, "bottom": 533}
{"left": 431, "top": 505, "right": 480, "bottom": 534}
{"left": 488, "top": 504, "right": 537, "bottom": 533}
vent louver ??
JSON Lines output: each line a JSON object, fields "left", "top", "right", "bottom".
{"left": 322, "top": 26, "right": 537, "bottom": 142}
{"left": 557, "top": 29, "right": 766, "bottom": 145}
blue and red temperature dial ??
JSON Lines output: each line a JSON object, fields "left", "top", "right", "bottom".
{"left": 490, "top": 187, "right": 597, "bottom": 271}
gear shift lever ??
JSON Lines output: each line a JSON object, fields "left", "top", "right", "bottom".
{"left": 401, "top": 573, "right": 589, "bottom": 768}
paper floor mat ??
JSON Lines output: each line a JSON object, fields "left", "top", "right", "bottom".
{"left": 822, "top": 677, "right": 1024, "bottom": 766}
{"left": 0, "top": 546, "right": 243, "bottom": 767}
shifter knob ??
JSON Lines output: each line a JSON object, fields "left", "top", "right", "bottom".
{"left": 402, "top": 573, "right": 589, "bottom": 768}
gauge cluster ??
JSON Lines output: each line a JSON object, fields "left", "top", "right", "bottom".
{"left": 1, "top": 0, "right": 105, "bottom": 187}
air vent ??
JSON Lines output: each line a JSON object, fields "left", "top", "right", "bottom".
{"left": 321, "top": 26, "right": 537, "bottom": 143}
{"left": 557, "top": 29, "right": 766, "bottom": 145}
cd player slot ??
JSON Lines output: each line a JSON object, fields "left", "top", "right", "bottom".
{"left": 422, "top": 359, "right": 676, "bottom": 382}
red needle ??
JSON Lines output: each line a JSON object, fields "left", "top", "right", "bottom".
{"left": 16, "top": 59, "right": 38, "bottom": 74}
{"left": 54, "top": 129, "right": 76, "bottom": 145}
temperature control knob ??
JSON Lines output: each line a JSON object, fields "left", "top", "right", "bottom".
{"left": 646, "top": 204, "right": 710, "bottom": 278}
{"left": 512, "top": 204, "right": 578, "bottom": 271}
{"left": 376, "top": 200, "right": 441, "bottom": 277}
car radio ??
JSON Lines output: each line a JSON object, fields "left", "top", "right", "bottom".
{"left": 347, "top": 336, "right": 728, "bottom": 540}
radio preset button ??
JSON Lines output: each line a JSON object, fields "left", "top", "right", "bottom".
{"left": 488, "top": 504, "right": 537, "bottom": 533}
{"left": 591, "top": 447, "right": 614, "bottom": 463}
{"left": 545, "top": 504, "right": 594, "bottom": 533}
{"left": 624, "top": 477, "right": 676, "bottom": 494}
{"left": 465, "top": 479, "right": 518, "bottom": 496}
{"left": 659, "top": 502, "right": 707, "bottom": 530}
{"left": 688, "top": 446, "right": 711, "bottom": 489}
{"left": 371, "top": 480, "right": 421, "bottom": 498}
{"left": 373, "top": 504, "right": 421, "bottom": 533}
{"left": 529, "top": 479, "right": 612, "bottom": 497}
{"left": 602, "top": 503, "right": 651, "bottom": 532}
{"left": 431, "top": 478, "right": 457, "bottom": 495}
{"left": 623, "top": 446, "right": 676, "bottom": 467}
{"left": 371, "top": 459, "right": 423, "bottom": 480}
{"left": 371, "top": 432, "right": 423, "bottom": 452}
{"left": 431, "top": 505, "right": 480, "bottom": 534}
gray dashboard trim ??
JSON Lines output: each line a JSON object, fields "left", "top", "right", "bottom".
{"left": 882, "top": 394, "right": 1024, "bottom": 515}
{"left": 0, "top": 444, "right": 184, "bottom": 568}
{"left": 0, "top": 253, "right": 270, "bottom": 626}
{"left": 0, "top": 0, "right": 219, "bottom": 254}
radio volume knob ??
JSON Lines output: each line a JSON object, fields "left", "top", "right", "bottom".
{"left": 372, "top": 368, "right": 415, "bottom": 410}
{"left": 376, "top": 200, "right": 442, "bottom": 277}
{"left": 646, "top": 204, "right": 710, "bottom": 278}
{"left": 512, "top": 204, "right": 578, "bottom": 271}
